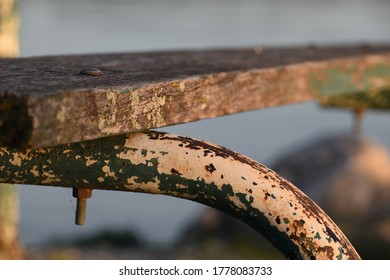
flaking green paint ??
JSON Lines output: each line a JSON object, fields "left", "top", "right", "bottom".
{"left": 361, "top": 64, "right": 390, "bottom": 81}
{"left": 311, "top": 68, "right": 358, "bottom": 97}
{"left": 311, "top": 64, "right": 390, "bottom": 110}
{"left": 320, "top": 89, "right": 390, "bottom": 109}
{"left": 0, "top": 130, "right": 359, "bottom": 260}
{"left": 336, "top": 247, "right": 344, "bottom": 260}
{"left": 120, "top": 89, "right": 131, "bottom": 94}
{"left": 153, "top": 173, "right": 302, "bottom": 259}
{"left": 0, "top": 133, "right": 303, "bottom": 259}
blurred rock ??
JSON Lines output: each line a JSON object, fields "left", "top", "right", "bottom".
{"left": 174, "top": 207, "right": 282, "bottom": 259}
{"left": 273, "top": 134, "right": 390, "bottom": 259}
{"left": 26, "top": 228, "right": 174, "bottom": 260}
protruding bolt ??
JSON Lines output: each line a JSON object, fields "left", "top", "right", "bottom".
{"left": 72, "top": 188, "right": 93, "bottom": 226}
{"left": 254, "top": 47, "right": 263, "bottom": 55}
{"left": 352, "top": 108, "right": 365, "bottom": 136}
{"left": 79, "top": 67, "right": 104, "bottom": 76}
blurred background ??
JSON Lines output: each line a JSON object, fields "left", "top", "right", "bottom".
{"left": 2, "top": 0, "right": 390, "bottom": 259}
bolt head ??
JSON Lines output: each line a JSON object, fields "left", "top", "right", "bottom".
{"left": 79, "top": 67, "right": 104, "bottom": 76}
{"left": 72, "top": 188, "right": 93, "bottom": 199}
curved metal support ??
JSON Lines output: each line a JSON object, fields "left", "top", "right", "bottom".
{"left": 0, "top": 131, "right": 360, "bottom": 259}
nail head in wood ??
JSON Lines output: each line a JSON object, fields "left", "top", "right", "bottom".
{"left": 79, "top": 67, "right": 104, "bottom": 76}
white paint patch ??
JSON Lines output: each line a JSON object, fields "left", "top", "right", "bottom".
{"left": 124, "top": 176, "right": 161, "bottom": 194}
{"left": 86, "top": 157, "right": 98, "bottom": 167}
{"left": 56, "top": 106, "right": 66, "bottom": 123}
{"left": 9, "top": 153, "right": 30, "bottom": 167}
{"left": 102, "top": 162, "right": 117, "bottom": 179}
{"left": 142, "top": 95, "right": 166, "bottom": 127}
{"left": 179, "top": 81, "right": 186, "bottom": 92}
{"left": 31, "top": 165, "right": 39, "bottom": 177}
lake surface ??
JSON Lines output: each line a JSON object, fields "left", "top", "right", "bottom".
{"left": 17, "top": 0, "right": 390, "bottom": 246}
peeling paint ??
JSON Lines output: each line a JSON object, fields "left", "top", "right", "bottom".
{"left": 142, "top": 95, "right": 166, "bottom": 127}
{"left": 102, "top": 161, "right": 117, "bottom": 179}
{"left": 1, "top": 49, "right": 390, "bottom": 149}
{"left": 9, "top": 155, "right": 22, "bottom": 167}
{"left": 9, "top": 152, "right": 30, "bottom": 167}
{"left": 86, "top": 157, "right": 98, "bottom": 167}
{"left": 97, "top": 90, "right": 120, "bottom": 134}
{"left": 127, "top": 176, "right": 139, "bottom": 185}
{"left": 106, "top": 91, "right": 117, "bottom": 106}
{"left": 130, "top": 90, "right": 141, "bottom": 129}
{"left": 179, "top": 81, "right": 186, "bottom": 92}
{"left": 31, "top": 165, "right": 39, "bottom": 177}
{"left": 56, "top": 105, "right": 66, "bottom": 123}
{"left": 0, "top": 130, "right": 360, "bottom": 260}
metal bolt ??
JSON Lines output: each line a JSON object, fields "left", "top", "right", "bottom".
{"left": 254, "top": 47, "right": 263, "bottom": 55}
{"left": 79, "top": 67, "right": 104, "bottom": 76}
{"left": 72, "top": 188, "right": 93, "bottom": 226}
{"left": 352, "top": 108, "right": 365, "bottom": 136}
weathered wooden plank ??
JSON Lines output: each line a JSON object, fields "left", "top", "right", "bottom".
{"left": 0, "top": 130, "right": 360, "bottom": 259}
{"left": 1, "top": 45, "right": 390, "bottom": 148}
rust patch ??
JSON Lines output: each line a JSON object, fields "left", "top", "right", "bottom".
{"left": 280, "top": 180, "right": 324, "bottom": 224}
{"left": 325, "top": 224, "right": 340, "bottom": 243}
{"left": 205, "top": 163, "right": 216, "bottom": 173}
{"left": 316, "top": 245, "right": 335, "bottom": 260}
{"left": 289, "top": 219, "right": 317, "bottom": 259}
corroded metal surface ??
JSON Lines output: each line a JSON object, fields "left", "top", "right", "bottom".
{"left": 0, "top": 130, "right": 360, "bottom": 259}
{"left": 0, "top": 45, "right": 389, "bottom": 148}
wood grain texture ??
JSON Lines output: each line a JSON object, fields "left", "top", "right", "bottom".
{"left": 1, "top": 45, "right": 390, "bottom": 148}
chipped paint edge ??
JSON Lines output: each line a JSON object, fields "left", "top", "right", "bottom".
{"left": 0, "top": 131, "right": 360, "bottom": 260}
